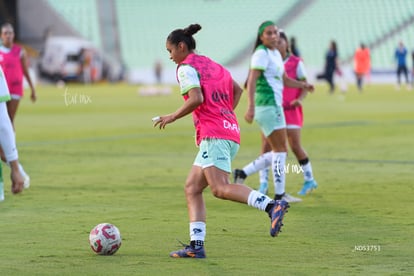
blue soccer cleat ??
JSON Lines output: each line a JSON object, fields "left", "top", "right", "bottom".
{"left": 269, "top": 200, "right": 289, "bottom": 237}
{"left": 297, "top": 180, "right": 318, "bottom": 195}
{"left": 170, "top": 244, "right": 206, "bottom": 258}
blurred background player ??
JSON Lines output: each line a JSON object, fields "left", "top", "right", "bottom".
{"left": 354, "top": 43, "right": 371, "bottom": 92}
{"left": 233, "top": 22, "right": 314, "bottom": 203}
{"left": 0, "top": 22, "right": 34, "bottom": 189}
{"left": 0, "top": 23, "right": 36, "bottom": 124}
{"left": 316, "top": 40, "right": 339, "bottom": 93}
{"left": 255, "top": 31, "right": 318, "bottom": 196}
{"left": 0, "top": 65, "right": 25, "bottom": 200}
{"left": 156, "top": 23, "right": 289, "bottom": 258}
{"left": 394, "top": 41, "right": 409, "bottom": 90}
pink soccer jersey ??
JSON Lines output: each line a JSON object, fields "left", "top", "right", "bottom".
{"left": 282, "top": 55, "right": 305, "bottom": 128}
{"left": 177, "top": 53, "right": 240, "bottom": 146}
{"left": 0, "top": 45, "right": 23, "bottom": 97}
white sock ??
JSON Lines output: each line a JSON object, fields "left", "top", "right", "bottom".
{"left": 259, "top": 168, "right": 269, "bottom": 184}
{"left": 272, "top": 152, "right": 287, "bottom": 195}
{"left": 243, "top": 152, "right": 272, "bottom": 176}
{"left": 301, "top": 161, "right": 314, "bottom": 181}
{"left": 247, "top": 190, "right": 272, "bottom": 211}
{"left": 190, "top": 221, "right": 206, "bottom": 242}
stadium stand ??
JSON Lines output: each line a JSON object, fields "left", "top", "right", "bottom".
{"left": 285, "top": 0, "right": 414, "bottom": 70}
{"left": 115, "top": 0, "right": 299, "bottom": 70}
{"left": 43, "top": 0, "right": 414, "bottom": 78}
{"left": 46, "top": 0, "right": 101, "bottom": 48}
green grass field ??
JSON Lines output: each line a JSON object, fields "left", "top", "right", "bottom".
{"left": 0, "top": 82, "right": 413, "bottom": 275}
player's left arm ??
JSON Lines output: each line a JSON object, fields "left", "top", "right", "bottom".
{"left": 20, "top": 48, "right": 36, "bottom": 102}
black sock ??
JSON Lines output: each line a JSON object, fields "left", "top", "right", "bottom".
{"left": 265, "top": 202, "right": 274, "bottom": 213}
{"left": 298, "top": 158, "right": 309, "bottom": 166}
{"left": 237, "top": 169, "right": 247, "bottom": 179}
{"left": 190, "top": 240, "right": 204, "bottom": 249}
{"left": 274, "top": 193, "right": 285, "bottom": 200}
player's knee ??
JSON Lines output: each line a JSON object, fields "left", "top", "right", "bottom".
{"left": 210, "top": 185, "right": 228, "bottom": 199}
{"left": 184, "top": 181, "right": 202, "bottom": 196}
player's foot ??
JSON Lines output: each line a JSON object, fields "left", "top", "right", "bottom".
{"left": 23, "top": 175, "right": 30, "bottom": 189}
{"left": 170, "top": 244, "right": 206, "bottom": 258}
{"left": 280, "top": 193, "right": 302, "bottom": 203}
{"left": 297, "top": 180, "right": 318, "bottom": 196}
{"left": 258, "top": 182, "right": 268, "bottom": 195}
{"left": 269, "top": 200, "right": 289, "bottom": 237}
{"left": 233, "top": 169, "right": 247, "bottom": 184}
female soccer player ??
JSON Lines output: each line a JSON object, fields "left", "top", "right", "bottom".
{"left": 233, "top": 22, "right": 314, "bottom": 202}
{"left": 316, "top": 40, "right": 339, "bottom": 93}
{"left": 154, "top": 23, "right": 289, "bottom": 259}
{"left": 0, "top": 22, "right": 35, "bottom": 188}
{"left": 255, "top": 31, "right": 318, "bottom": 196}
{"left": 0, "top": 23, "right": 36, "bottom": 124}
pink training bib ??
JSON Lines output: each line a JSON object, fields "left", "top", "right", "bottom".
{"left": 178, "top": 53, "right": 240, "bottom": 145}
{"left": 0, "top": 45, "right": 23, "bottom": 96}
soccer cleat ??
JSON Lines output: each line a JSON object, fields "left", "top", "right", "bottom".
{"left": 297, "top": 180, "right": 318, "bottom": 195}
{"left": 269, "top": 200, "right": 289, "bottom": 237}
{"left": 281, "top": 193, "right": 302, "bottom": 203}
{"left": 258, "top": 182, "right": 268, "bottom": 195}
{"left": 233, "top": 169, "right": 247, "bottom": 184}
{"left": 170, "top": 244, "right": 206, "bottom": 259}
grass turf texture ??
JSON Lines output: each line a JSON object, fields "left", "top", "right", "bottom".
{"left": 0, "top": 82, "right": 413, "bottom": 275}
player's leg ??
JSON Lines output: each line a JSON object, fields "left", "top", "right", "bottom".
{"left": 6, "top": 98, "right": 19, "bottom": 126}
{"left": 170, "top": 164, "right": 208, "bottom": 258}
{"left": 287, "top": 128, "right": 318, "bottom": 195}
{"left": 205, "top": 165, "right": 289, "bottom": 238}
{"left": 206, "top": 139, "right": 288, "bottom": 236}
{"left": 396, "top": 66, "right": 402, "bottom": 88}
{"left": 258, "top": 133, "right": 271, "bottom": 194}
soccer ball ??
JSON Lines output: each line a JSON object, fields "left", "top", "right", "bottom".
{"left": 89, "top": 223, "right": 122, "bottom": 255}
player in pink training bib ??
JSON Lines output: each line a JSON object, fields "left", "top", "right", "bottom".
{"left": 0, "top": 23, "right": 36, "bottom": 125}
{"left": 154, "top": 23, "right": 290, "bottom": 259}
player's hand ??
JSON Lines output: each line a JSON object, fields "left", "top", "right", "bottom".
{"left": 244, "top": 107, "right": 254, "bottom": 124}
{"left": 290, "top": 99, "right": 302, "bottom": 107}
{"left": 10, "top": 167, "right": 24, "bottom": 194}
{"left": 303, "top": 82, "right": 314, "bottom": 92}
{"left": 153, "top": 114, "right": 176, "bottom": 129}
{"left": 31, "top": 88, "right": 37, "bottom": 102}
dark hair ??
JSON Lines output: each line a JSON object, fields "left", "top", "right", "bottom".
{"left": 290, "top": 36, "right": 299, "bottom": 57}
{"left": 252, "top": 21, "right": 275, "bottom": 52}
{"left": 167, "top": 24, "right": 201, "bottom": 51}
{"left": 330, "top": 40, "right": 338, "bottom": 54}
{"left": 279, "top": 31, "right": 290, "bottom": 54}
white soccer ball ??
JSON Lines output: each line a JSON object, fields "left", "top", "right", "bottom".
{"left": 89, "top": 223, "right": 122, "bottom": 255}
